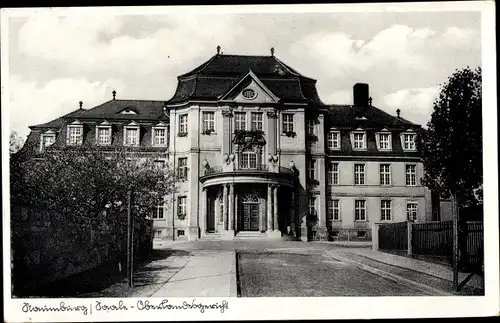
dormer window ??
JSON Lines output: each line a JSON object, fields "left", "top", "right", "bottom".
{"left": 40, "top": 131, "right": 56, "bottom": 152}
{"left": 401, "top": 131, "right": 417, "bottom": 151}
{"left": 96, "top": 121, "right": 112, "bottom": 146}
{"left": 152, "top": 122, "right": 168, "bottom": 147}
{"left": 67, "top": 121, "right": 83, "bottom": 146}
{"left": 376, "top": 129, "right": 392, "bottom": 151}
{"left": 327, "top": 131, "right": 340, "bottom": 149}
{"left": 124, "top": 122, "right": 140, "bottom": 146}
{"left": 119, "top": 108, "right": 138, "bottom": 115}
{"left": 351, "top": 130, "right": 366, "bottom": 150}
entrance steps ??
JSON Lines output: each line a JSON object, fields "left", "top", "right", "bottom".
{"left": 200, "top": 232, "right": 222, "bottom": 241}
{"left": 234, "top": 231, "right": 270, "bottom": 240}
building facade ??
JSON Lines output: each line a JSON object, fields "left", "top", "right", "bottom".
{"left": 25, "top": 50, "right": 432, "bottom": 242}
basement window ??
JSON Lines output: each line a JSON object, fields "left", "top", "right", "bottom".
{"left": 357, "top": 231, "right": 367, "bottom": 239}
{"left": 177, "top": 230, "right": 185, "bottom": 236}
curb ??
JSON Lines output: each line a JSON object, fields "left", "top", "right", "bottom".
{"left": 327, "top": 252, "right": 453, "bottom": 296}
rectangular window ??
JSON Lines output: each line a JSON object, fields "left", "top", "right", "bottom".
{"left": 178, "top": 196, "right": 187, "bottom": 218}
{"left": 407, "top": 202, "right": 418, "bottom": 221}
{"left": 308, "top": 197, "right": 316, "bottom": 216}
{"left": 235, "top": 112, "right": 246, "bottom": 131}
{"left": 202, "top": 112, "right": 215, "bottom": 132}
{"left": 152, "top": 205, "right": 164, "bottom": 219}
{"left": 406, "top": 164, "right": 417, "bottom": 186}
{"left": 153, "top": 128, "right": 167, "bottom": 146}
{"left": 355, "top": 200, "right": 366, "bottom": 221}
{"left": 379, "top": 133, "right": 390, "bottom": 150}
{"left": 307, "top": 119, "right": 315, "bottom": 135}
{"left": 154, "top": 160, "right": 165, "bottom": 169}
{"left": 353, "top": 133, "right": 365, "bottom": 149}
{"left": 41, "top": 135, "right": 55, "bottom": 151}
{"left": 125, "top": 127, "right": 139, "bottom": 146}
{"left": 154, "top": 230, "right": 162, "bottom": 238}
{"left": 381, "top": 200, "right": 391, "bottom": 221}
{"left": 240, "top": 150, "right": 257, "bottom": 169}
{"left": 308, "top": 159, "right": 316, "bottom": 180}
{"left": 328, "top": 132, "right": 340, "bottom": 149}
{"left": 404, "top": 133, "right": 416, "bottom": 150}
{"left": 282, "top": 113, "right": 294, "bottom": 133}
{"left": 251, "top": 112, "right": 263, "bottom": 131}
{"left": 354, "top": 164, "right": 365, "bottom": 185}
{"left": 97, "top": 127, "right": 111, "bottom": 145}
{"left": 328, "top": 163, "right": 339, "bottom": 185}
{"left": 69, "top": 126, "right": 83, "bottom": 145}
{"left": 327, "top": 200, "right": 340, "bottom": 221}
{"left": 178, "top": 157, "right": 188, "bottom": 180}
{"left": 179, "top": 114, "right": 188, "bottom": 134}
{"left": 380, "top": 164, "right": 391, "bottom": 186}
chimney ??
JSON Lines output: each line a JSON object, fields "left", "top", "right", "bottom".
{"left": 353, "top": 83, "right": 369, "bottom": 106}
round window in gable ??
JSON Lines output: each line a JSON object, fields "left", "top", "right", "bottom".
{"left": 242, "top": 88, "right": 257, "bottom": 100}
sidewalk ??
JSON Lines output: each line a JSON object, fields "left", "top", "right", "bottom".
{"left": 151, "top": 250, "right": 237, "bottom": 297}
{"left": 328, "top": 248, "right": 484, "bottom": 295}
{"left": 313, "top": 240, "right": 372, "bottom": 248}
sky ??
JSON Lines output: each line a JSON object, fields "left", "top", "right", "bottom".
{"left": 6, "top": 6, "right": 482, "bottom": 139}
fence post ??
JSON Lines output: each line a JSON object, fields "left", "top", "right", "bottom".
{"left": 372, "top": 222, "right": 379, "bottom": 250}
{"left": 407, "top": 221, "right": 413, "bottom": 256}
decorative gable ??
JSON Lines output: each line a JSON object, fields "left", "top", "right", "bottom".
{"left": 219, "top": 70, "right": 280, "bottom": 104}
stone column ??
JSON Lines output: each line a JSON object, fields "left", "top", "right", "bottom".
{"left": 235, "top": 194, "right": 239, "bottom": 233}
{"left": 223, "top": 184, "right": 228, "bottom": 231}
{"left": 229, "top": 184, "right": 234, "bottom": 231}
{"left": 273, "top": 185, "right": 279, "bottom": 231}
{"left": 289, "top": 190, "right": 295, "bottom": 236}
{"left": 267, "top": 184, "right": 273, "bottom": 231}
{"left": 259, "top": 198, "right": 265, "bottom": 232}
{"left": 201, "top": 188, "right": 207, "bottom": 235}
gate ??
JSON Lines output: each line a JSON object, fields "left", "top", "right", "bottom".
{"left": 412, "top": 221, "right": 452, "bottom": 257}
{"left": 461, "top": 221, "right": 483, "bottom": 272}
{"left": 378, "top": 221, "right": 408, "bottom": 251}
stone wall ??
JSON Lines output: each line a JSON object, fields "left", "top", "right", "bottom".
{"left": 10, "top": 205, "right": 153, "bottom": 296}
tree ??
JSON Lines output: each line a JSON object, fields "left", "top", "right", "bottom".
{"left": 9, "top": 131, "right": 25, "bottom": 154}
{"left": 422, "top": 66, "right": 482, "bottom": 217}
{"left": 10, "top": 143, "right": 177, "bottom": 219}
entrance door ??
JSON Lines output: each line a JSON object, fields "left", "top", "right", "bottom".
{"left": 207, "top": 196, "right": 215, "bottom": 232}
{"left": 242, "top": 203, "right": 260, "bottom": 231}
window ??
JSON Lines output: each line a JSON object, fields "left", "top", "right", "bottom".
{"left": 328, "top": 163, "right": 339, "bottom": 185}
{"left": 354, "top": 164, "right": 365, "bottom": 185}
{"left": 152, "top": 205, "right": 164, "bottom": 219}
{"left": 328, "top": 131, "right": 340, "bottom": 149}
{"left": 68, "top": 126, "right": 83, "bottom": 145}
{"left": 178, "top": 196, "right": 187, "bottom": 218}
{"left": 154, "top": 160, "right": 166, "bottom": 169}
{"left": 282, "top": 113, "right": 294, "bottom": 133}
{"left": 308, "top": 159, "right": 316, "bottom": 180}
{"left": 124, "top": 127, "right": 139, "bottom": 146}
{"left": 40, "top": 134, "right": 56, "bottom": 151}
{"left": 97, "top": 127, "right": 111, "bottom": 145}
{"left": 251, "top": 112, "right": 263, "bottom": 131}
{"left": 202, "top": 112, "right": 215, "bottom": 132}
{"left": 154, "top": 230, "right": 162, "bottom": 239}
{"left": 403, "top": 133, "right": 416, "bottom": 150}
{"left": 235, "top": 112, "right": 246, "bottom": 131}
{"left": 379, "top": 133, "right": 391, "bottom": 150}
{"left": 407, "top": 202, "right": 418, "bottom": 221}
{"left": 308, "top": 197, "right": 316, "bottom": 216}
{"left": 355, "top": 200, "right": 366, "bottom": 221}
{"left": 240, "top": 149, "right": 257, "bottom": 169}
{"left": 328, "top": 200, "right": 340, "bottom": 221}
{"left": 179, "top": 114, "right": 188, "bottom": 134}
{"left": 153, "top": 128, "right": 167, "bottom": 146}
{"left": 353, "top": 132, "right": 366, "bottom": 150}
{"left": 178, "top": 158, "right": 188, "bottom": 180}
{"left": 357, "top": 231, "right": 367, "bottom": 238}
{"left": 381, "top": 200, "right": 391, "bottom": 221}
{"left": 380, "top": 164, "right": 391, "bottom": 186}
{"left": 307, "top": 119, "right": 315, "bottom": 135}
{"left": 406, "top": 165, "right": 417, "bottom": 186}
{"left": 177, "top": 230, "right": 185, "bottom": 236}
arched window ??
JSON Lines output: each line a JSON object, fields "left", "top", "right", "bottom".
{"left": 241, "top": 194, "right": 259, "bottom": 204}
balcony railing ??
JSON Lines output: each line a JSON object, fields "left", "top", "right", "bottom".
{"left": 203, "top": 164, "right": 294, "bottom": 176}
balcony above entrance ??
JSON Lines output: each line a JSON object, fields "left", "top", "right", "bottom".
{"left": 200, "top": 163, "right": 295, "bottom": 188}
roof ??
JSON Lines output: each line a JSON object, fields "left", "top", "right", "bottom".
{"left": 327, "top": 104, "right": 420, "bottom": 128}
{"left": 29, "top": 108, "right": 88, "bottom": 129}
{"left": 168, "top": 54, "right": 324, "bottom": 106}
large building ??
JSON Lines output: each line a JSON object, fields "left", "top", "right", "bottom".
{"left": 25, "top": 48, "right": 432, "bottom": 242}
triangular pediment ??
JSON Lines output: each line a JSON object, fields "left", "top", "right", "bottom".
{"left": 126, "top": 121, "right": 140, "bottom": 127}
{"left": 69, "top": 120, "right": 83, "bottom": 125}
{"left": 219, "top": 70, "right": 279, "bottom": 104}
{"left": 98, "top": 120, "right": 112, "bottom": 126}
{"left": 154, "top": 121, "right": 168, "bottom": 127}
{"left": 404, "top": 128, "right": 416, "bottom": 133}
{"left": 380, "top": 127, "right": 390, "bottom": 132}
{"left": 43, "top": 129, "right": 56, "bottom": 135}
